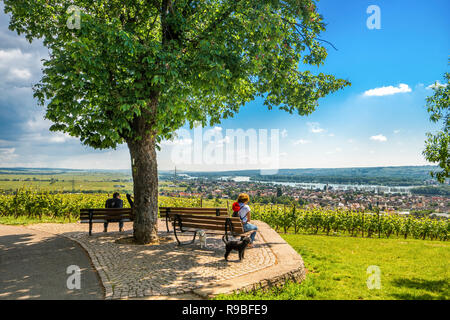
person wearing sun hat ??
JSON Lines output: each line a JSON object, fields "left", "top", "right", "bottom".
{"left": 232, "top": 193, "right": 257, "bottom": 247}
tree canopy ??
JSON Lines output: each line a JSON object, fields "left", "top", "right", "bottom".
{"left": 423, "top": 71, "right": 450, "bottom": 183}
{"left": 4, "top": 0, "right": 350, "bottom": 149}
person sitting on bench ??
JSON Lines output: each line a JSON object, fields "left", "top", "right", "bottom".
{"left": 104, "top": 192, "right": 124, "bottom": 232}
{"left": 235, "top": 193, "right": 257, "bottom": 248}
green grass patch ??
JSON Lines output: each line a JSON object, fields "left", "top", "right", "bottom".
{"left": 0, "top": 215, "right": 73, "bottom": 225}
{"left": 216, "top": 234, "right": 449, "bottom": 300}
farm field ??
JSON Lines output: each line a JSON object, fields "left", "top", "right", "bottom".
{"left": 216, "top": 234, "right": 450, "bottom": 300}
{"left": 0, "top": 172, "right": 189, "bottom": 194}
{"left": 0, "top": 170, "right": 133, "bottom": 193}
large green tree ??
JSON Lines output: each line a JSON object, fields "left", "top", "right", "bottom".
{"left": 423, "top": 72, "right": 450, "bottom": 183}
{"left": 3, "top": 0, "right": 350, "bottom": 243}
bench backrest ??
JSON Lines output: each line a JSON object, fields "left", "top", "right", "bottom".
{"left": 173, "top": 214, "right": 245, "bottom": 234}
{"left": 80, "top": 208, "right": 134, "bottom": 221}
{"left": 159, "top": 207, "right": 228, "bottom": 218}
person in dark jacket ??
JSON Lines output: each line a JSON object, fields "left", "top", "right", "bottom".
{"left": 104, "top": 192, "right": 124, "bottom": 232}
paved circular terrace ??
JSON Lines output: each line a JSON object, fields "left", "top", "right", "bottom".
{"left": 27, "top": 219, "right": 306, "bottom": 299}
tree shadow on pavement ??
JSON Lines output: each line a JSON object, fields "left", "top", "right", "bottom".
{"left": 0, "top": 230, "right": 104, "bottom": 300}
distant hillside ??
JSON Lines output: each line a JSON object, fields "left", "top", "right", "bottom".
{"left": 0, "top": 168, "right": 131, "bottom": 175}
{"left": 0, "top": 166, "right": 443, "bottom": 187}
{"left": 183, "top": 166, "right": 442, "bottom": 186}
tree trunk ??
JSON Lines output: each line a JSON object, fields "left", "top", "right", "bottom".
{"left": 127, "top": 126, "right": 159, "bottom": 245}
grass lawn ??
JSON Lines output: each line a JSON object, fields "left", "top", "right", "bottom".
{"left": 0, "top": 216, "right": 71, "bottom": 225}
{"left": 216, "top": 234, "right": 449, "bottom": 300}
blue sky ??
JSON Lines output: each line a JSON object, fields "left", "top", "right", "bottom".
{"left": 0, "top": 0, "right": 449, "bottom": 171}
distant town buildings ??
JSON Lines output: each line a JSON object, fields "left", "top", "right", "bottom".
{"left": 158, "top": 178, "right": 450, "bottom": 214}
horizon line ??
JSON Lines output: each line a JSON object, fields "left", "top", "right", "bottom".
{"left": 0, "top": 164, "right": 438, "bottom": 173}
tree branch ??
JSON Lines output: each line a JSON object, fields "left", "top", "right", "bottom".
{"left": 279, "top": 15, "right": 338, "bottom": 51}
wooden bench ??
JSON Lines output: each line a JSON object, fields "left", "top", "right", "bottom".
{"left": 170, "top": 213, "right": 252, "bottom": 246}
{"left": 80, "top": 208, "right": 134, "bottom": 235}
{"left": 159, "top": 207, "right": 228, "bottom": 232}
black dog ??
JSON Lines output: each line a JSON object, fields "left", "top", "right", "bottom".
{"left": 222, "top": 236, "right": 251, "bottom": 261}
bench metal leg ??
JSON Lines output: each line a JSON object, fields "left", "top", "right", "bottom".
{"left": 191, "top": 231, "right": 197, "bottom": 245}
{"left": 165, "top": 208, "right": 172, "bottom": 233}
{"left": 173, "top": 225, "right": 181, "bottom": 245}
{"left": 166, "top": 215, "right": 170, "bottom": 233}
{"left": 89, "top": 209, "right": 93, "bottom": 236}
{"left": 174, "top": 228, "right": 197, "bottom": 246}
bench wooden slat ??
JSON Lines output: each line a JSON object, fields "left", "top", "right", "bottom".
{"left": 80, "top": 216, "right": 133, "bottom": 221}
{"left": 177, "top": 217, "right": 242, "bottom": 226}
{"left": 80, "top": 208, "right": 132, "bottom": 211}
{"left": 160, "top": 207, "right": 227, "bottom": 211}
{"left": 177, "top": 220, "right": 243, "bottom": 229}
{"left": 177, "top": 216, "right": 242, "bottom": 224}
{"left": 80, "top": 211, "right": 133, "bottom": 215}
{"left": 178, "top": 222, "right": 244, "bottom": 233}
{"left": 80, "top": 212, "right": 133, "bottom": 216}
{"left": 80, "top": 209, "right": 132, "bottom": 213}
{"left": 160, "top": 209, "right": 227, "bottom": 213}
{"left": 80, "top": 219, "right": 132, "bottom": 223}
{"left": 161, "top": 212, "right": 228, "bottom": 217}
{"left": 159, "top": 207, "right": 228, "bottom": 216}
{"left": 167, "top": 213, "right": 239, "bottom": 221}
{"left": 80, "top": 213, "right": 134, "bottom": 218}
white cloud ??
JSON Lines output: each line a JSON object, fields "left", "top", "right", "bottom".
{"left": 326, "top": 147, "right": 343, "bottom": 155}
{"left": 54, "top": 149, "right": 131, "bottom": 170}
{"left": 49, "top": 133, "right": 75, "bottom": 144}
{"left": 281, "top": 129, "right": 288, "bottom": 138}
{"left": 0, "top": 49, "right": 42, "bottom": 85}
{"left": 209, "top": 136, "right": 230, "bottom": 147}
{"left": 161, "top": 138, "right": 193, "bottom": 146}
{"left": 25, "top": 117, "right": 51, "bottom": 131}
{"left": 393, "top": 130, "right": 400, "bottom": 134}
{"left": 49, "top": 136, "right": 66, "bottom": 143}
{"left": 0, "top": 139, "right": 12, "bottom": 147}
{"left": 363, "top": 84, "right": 412, "bottom": 97}
{"left": 293, "top": 139, "right": 311, "bottom": 145}
{"left": 427, "top": 81, "right": 448, "bottom": 90}
{"left": 0, "top": 49, "right": 32, "bottom": 64}
{"left": 370, "top": 134, "right": 387, "bottom": 142}
{"left": 10, "top": 68, "right": 32, "bottom": 80}
{"left": 0, "top": 147, "right": 17, "bottom": 161}
{"left": 307, "top": 122, "right": 325, "bottom": 134}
